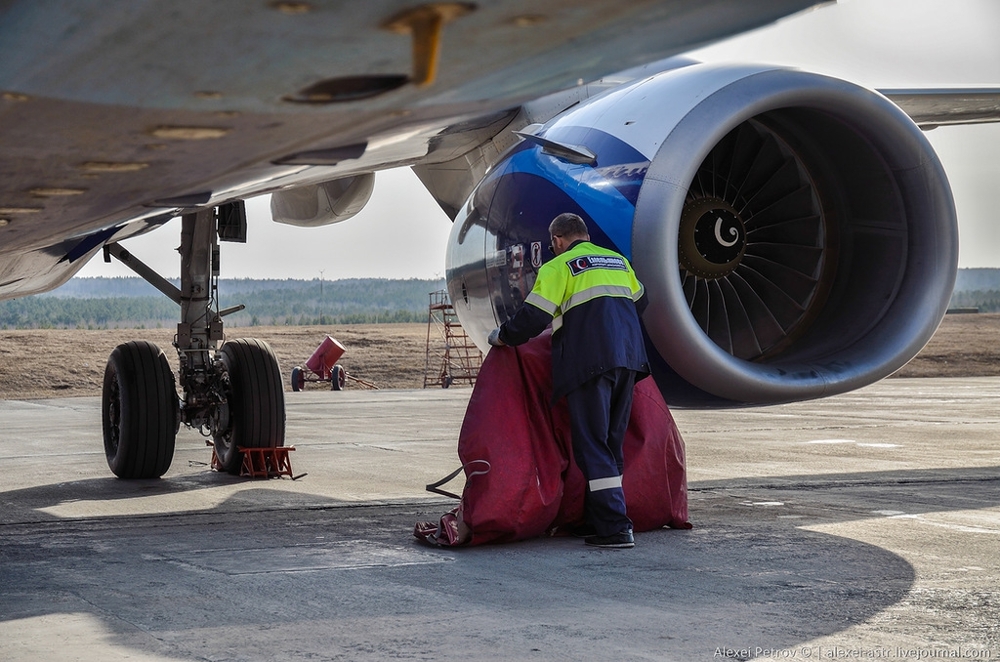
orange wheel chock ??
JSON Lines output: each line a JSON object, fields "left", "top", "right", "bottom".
{"left": 206, "top": 441, "right": 300, "bottom": 479}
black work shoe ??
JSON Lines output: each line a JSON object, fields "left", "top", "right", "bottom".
{"left": 585, "top": 529, "right": 634, "bottom": 549}
{"left": 566, "top": 522, "right": 597, "bottom": 538}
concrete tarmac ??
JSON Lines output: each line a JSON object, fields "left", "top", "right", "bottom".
{"left": 1, "top": 378, "right": 998, "bottom": 661}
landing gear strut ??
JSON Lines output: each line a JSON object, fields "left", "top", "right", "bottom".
{"left": 101, "top": 204, "right": 285, "bottom": 478}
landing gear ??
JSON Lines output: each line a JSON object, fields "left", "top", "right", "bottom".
{"left": 102, "top": 341, "right": 178, "bottom": 479}
{"left": 100, "top": 203, "right": 285, "bottom": 478}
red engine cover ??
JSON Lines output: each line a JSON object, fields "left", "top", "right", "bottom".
{"left": 416, "top": 331, "right": 690, "bottom": 546}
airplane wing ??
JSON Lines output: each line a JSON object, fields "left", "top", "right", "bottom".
{"left": 881, "top": 88, "right": 1000, "bottom": 128}
{"left": 0, "top": 0, "right": 824, "bottom": 301}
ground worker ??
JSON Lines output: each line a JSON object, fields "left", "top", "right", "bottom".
{"left": 488, "top": 212, "right": 650, "bottom": 549}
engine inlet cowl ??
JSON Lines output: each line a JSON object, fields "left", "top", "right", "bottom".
{"left": 631, "top": 64, "right": 957, "bottom": 404}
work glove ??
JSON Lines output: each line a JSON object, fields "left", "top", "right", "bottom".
{"left": 487, "top": 327, "right": 506, "bottom": 347}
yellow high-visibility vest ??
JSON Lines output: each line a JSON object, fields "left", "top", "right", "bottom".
{"left": 524, "top": 241, "right": 645, "bottom": 334}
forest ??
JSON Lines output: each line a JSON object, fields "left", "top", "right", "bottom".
{"left": 947, "top": 268, "right": 1000, "bottom": 313}
{"left": 2, "top": 269, "right": 999, "bottom": 329}
{"left": 0, "top": 277, "right": 447, "bottom": 329}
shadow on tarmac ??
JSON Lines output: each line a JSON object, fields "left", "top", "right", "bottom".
{"left": 2, "top": 465, "right": 997, "bottom": 659}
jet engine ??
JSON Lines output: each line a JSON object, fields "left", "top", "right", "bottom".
{"left": 445, "top": 63, "right": 958, "bottom": 406}
{"left": 271, "top": 174, "right": 375, "bottom": 228}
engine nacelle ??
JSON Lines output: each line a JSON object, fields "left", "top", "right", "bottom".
{"left": 446, "top": 63, "right": 958, "bottom": 406}
{"left": 270, "top": 174, "right": 375, "bottom": 228}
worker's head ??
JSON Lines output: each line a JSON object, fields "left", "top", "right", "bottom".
{"left": 548, "top": 213, "right": 590, "bottom": 256}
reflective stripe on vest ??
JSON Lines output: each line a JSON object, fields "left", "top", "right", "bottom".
{"left": 563, "top": 284, "right": 636, "bottom": 314}
{"left": 525, "top": 291, "right": 559, "bottom": 316}
{"left": 526, "top": 242, "right": 643, "bottom": 333}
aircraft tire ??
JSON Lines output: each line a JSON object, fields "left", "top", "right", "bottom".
{"left": 291, "top": 366, "right": 304, "bottom": 392}
{"left": 214, "top": 338, "right": 285, "bottom": 474}
{"left": 102, "top": 340, "right": 177, "bottom": 479}
{"left": 330, "top": 364, "right": 346, "bottom": 391}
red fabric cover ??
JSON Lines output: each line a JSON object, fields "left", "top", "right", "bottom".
{"left": 415, "top": 332, "right": 690, "bottom": 546}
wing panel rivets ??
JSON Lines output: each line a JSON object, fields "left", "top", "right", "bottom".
{"left": 149, "top": 126, "right": 231, "bottom": 140}
{"left": 79, "top": 162, "right": 150, "bottom": 173}
{"left": 268, "top": 1, "right": 313, "bottom": 14}
{"left": 510, "top": 15, "right": 547, "bottom": 28}
{"left": 29, "top": 188, "right": 87, "bottom": 198}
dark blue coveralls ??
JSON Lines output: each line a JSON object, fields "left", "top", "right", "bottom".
{"left": 497, "top": 239, "right": 650, "bottom": 537}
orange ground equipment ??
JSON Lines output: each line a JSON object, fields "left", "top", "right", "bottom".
{"left": 291, "top": 335, "right": 347, "bottom": 391}
{"left": 290, "top": 335, "right": 377, "bottom": 391}
{"left": 207, "top": 441, "right": 301, "bottom": 479}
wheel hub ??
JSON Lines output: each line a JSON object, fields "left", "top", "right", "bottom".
{"left": 107, "top": 378, "right": 121, "bottom": 453}
{"left": 678, "top": 197, "right": 746, "bottom": 279}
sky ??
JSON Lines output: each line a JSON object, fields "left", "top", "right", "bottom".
{"left": 78, "top": 0, "right": 1000, "bottom": 281}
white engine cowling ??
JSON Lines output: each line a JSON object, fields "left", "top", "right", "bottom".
{"left": 270, "top": 174, "right": 375, "bottom": 228}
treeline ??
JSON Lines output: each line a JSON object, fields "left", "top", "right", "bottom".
{"left": 949, "top": 290, "right": 1000, "bottom": 313}
{"left": 5, "top": 270, "right": 1000, "bottom": 330}
{"left": 950, "top": 268, "right": 1000, "bottom": 311}
{"left": 954, "top": 268, "right": 1000, "bottom": 293}
{"left": 0, "top": 277, "right": 447, "bottom": 329}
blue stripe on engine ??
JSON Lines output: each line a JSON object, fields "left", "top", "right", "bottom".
{"left": 543, "top": 126, "right": 649, "bottom": 206}
{"left": 505, "top": 147, "right": 637, "bottom": 259}
{"left": 544, "top": 126, "right": 648, "bottom": 170}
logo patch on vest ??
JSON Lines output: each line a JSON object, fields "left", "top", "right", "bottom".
{"left": 567, "top": 254, "right": 628, "bottom": 276}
